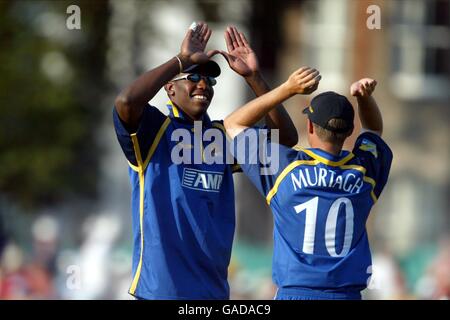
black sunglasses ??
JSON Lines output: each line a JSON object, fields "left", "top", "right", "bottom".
{"left": 172, "top": 73, "right": 217, "bottom": 86}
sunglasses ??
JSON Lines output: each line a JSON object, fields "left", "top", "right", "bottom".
{"left": 172, "top": 73, "right": 217, "bottom": 87}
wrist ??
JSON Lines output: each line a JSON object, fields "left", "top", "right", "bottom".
{"left": 244, "top": 70, "right": 262, "bottom": 82}
{"left": 279, "top": 82, "right": 295, "bottom": 99}
{"left": 176, "top": 54, "right": 193, "bottom": 73}
{"left": 356, "top": 94, "right": 373, "bottom": 101}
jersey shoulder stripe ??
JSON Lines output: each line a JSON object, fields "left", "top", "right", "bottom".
{"left": 266, "top": 148, "right": 376, "bottom": 205}
{"left": 127, "top": 117, "right": 171, "bottom": 172}
{"left": 266, "top": 159, "right": 319, "bottom": 205}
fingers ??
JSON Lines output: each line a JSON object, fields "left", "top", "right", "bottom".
{"left": 198, "top": 22, "right": 208, "bottom": 41}
{"left": 227, "top": 26, "right": 239, "bottom": 50}
{"left": 301, "top": 69, "right": 320, "bottom": 83}
{"left": 303, "top": 75, "right": 321, "bottom": 89}
{"left": 185, "top": 28, "right": 194, "bottom": 40}
{"left": 369, "top": 80, "right": 377, "bottom": 92}
{"left": 292, "top": 66, "right": 309, "bottom": 76}
{"left": 189, "top": 21, "right": 210, "bottom": 43}
{"left": 306, "top": 82, "right": 320, "bottom": 94}
{"left": 231, "top": 26, "right": 244, "bottom": 47}
{"left": 197, "top": 22, "right": 207, "bottom": 38}
{"left": 224, "top": 29, "right": 234, "bottom": 52}
{"left": 298, "top": 67, "right": 313, "bottom": 78}
{"left": 240, "top": 31, "right": 251, "bottom": 48}
{"left": 189, "top": 21, "right": 202, "bottom": 39}
{"left": 203, "top": 28, "right": 212, "bottom": 44}
{"left": 361, "top": 79, "right": 377, "bottom": 95}
{"left": 288, "top": 66, "right": 321, "bottom": 95}
{"left": 358, "top": 84, "right": 367, "bottom": 96}
{"left": 362, "top": 82, "right": 369, "bottom": 94}
{"left": 206, "top": 49, "right": 221, "bottom": 58}
{"left": 356, "top": 78, "right": 377, "bottom": 95}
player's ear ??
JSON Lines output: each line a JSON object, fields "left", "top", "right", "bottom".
{"left": 164, "top": 82, "right": 175, "bottom": 96}
{"left": 307, "top": 119, "right": 314, "bottom": 134}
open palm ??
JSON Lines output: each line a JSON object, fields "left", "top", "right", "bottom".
{"left": 221, "top": 26, "right": 259, "bottom": 77}
{"left": 180, "top": 22, "right": 215, "bottom": 65}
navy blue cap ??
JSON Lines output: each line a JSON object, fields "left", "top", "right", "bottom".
{"left": 302, "top": 91, "right": 354, "bottom": 133}
{"left": 184, "top": 60, "right": 221, "bottom": 77}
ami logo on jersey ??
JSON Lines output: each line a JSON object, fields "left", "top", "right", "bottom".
{"left": 182, "top": 168, "right": 224, "bottom": 192}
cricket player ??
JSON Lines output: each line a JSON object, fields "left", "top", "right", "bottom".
{"left": 224, "top": 68, "right": 393, "bottom": 300}
{"left": 113, "top": 22, "right": 297, "bottom": 299}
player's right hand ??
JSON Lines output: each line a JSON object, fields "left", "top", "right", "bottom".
{"left": 284, "top": 67, "right": 321, "bottom": 95}
{"left": 350, "top": 78, "right": 377, "bottom": 97}
{"left": 178, "top": 21, "right": 218, "bottom": 70}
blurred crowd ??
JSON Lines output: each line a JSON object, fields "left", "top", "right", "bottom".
{"left": 0, "top": 215, "right": 448, "bottom": 300}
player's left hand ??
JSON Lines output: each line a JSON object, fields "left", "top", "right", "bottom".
{"left": 219, "top": 26, "right": 259, "bottom": 77}
{"left": 284, "top": 67, "right": 321, "bottom": 95}
{"left": 350, "top": 78, "right": 377, "bottom": 97}
{"left": 179, "top": 21, "right": 219, "bottom": 67}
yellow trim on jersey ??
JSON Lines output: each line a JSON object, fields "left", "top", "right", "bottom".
{"left": 212, "top": 122, "right": 226, "bottom": 132}
{"left": 127, "top": 117, "right": 171, "bottom": 295}
{"left": 167, "top": 100, "right": 180, "bottom": 118}
{"left": 364, "top": 177, "right": 377, "bottom": 203}
{"left": 339, "top": 164, "right": 378, "bottom": 202}
{"left": 232, "top": 163, "right": 241, "bottom": 173}
{"left": 129, "top": 133, "right": 145, "bottom": 295}
{"left": 300, "top": 148, "right": 355, "bottom": 166}
{"left": 266, "top": 160, "right": 319, "bottom": 205}
{"left": 127, "top": 161, "right": 140, "bottom": 172}
{"left": 172, "top": 105, "right": 180, "bottom": 118}
{"left": 266, "top": 161, "right": 378, "bottom": 205}
{"left": 142, "top": 117, "right": 171, "bottom": 170}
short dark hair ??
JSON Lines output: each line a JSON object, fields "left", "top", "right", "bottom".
{"left": 313, "top": 118, "right": 352, "bottom": 144}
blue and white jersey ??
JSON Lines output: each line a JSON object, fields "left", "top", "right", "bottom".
{"left": 113, "top": 101, "right": 239, "bottom": 299}
{"left": 234, "top": 129, "right": 393, "bottom": 293}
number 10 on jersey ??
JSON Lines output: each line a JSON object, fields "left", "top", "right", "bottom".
{"left": 294, "top": 197, "right": 354, "bottom": 257}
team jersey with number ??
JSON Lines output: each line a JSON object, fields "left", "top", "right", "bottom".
{"left": 234, "top": 129, "right": 393, "bottom": 292}
{"left": 113, "top": 101, "right": 240, "bottom": 299}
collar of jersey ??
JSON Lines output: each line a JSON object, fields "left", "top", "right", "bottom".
{"left": 303, "top": 148, "right": 354, "bottom": 166}
{"left": 166, "top": 100, "right": 212, "bottom": 127}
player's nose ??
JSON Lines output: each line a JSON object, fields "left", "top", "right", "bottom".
{"left": 196, "top": 78, "right": 208, "bottom": 89}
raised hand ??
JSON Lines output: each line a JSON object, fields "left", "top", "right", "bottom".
{"left": 220, "top": 26, "right": 259, "bottom": 77}
{"left": 179, "top": 22, "right": 217, "bottom": 69}
{"left": 350, "top": 78, "right": 377, "bottom": 97}
{"left": 284, "top": 67, "right": 321, "bottom": 95}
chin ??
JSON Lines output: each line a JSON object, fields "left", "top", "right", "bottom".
{"left": 194, "top": 102, "right": 210, "bottom": 114}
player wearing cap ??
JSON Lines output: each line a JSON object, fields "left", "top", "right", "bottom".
{"left": 224, "top": 68, "right": 393, "bottom": 300}
{"left": 113, "top": 22, "right": 297, "bottom": 300}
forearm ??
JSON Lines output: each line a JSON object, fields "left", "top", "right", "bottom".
{"left": 357, "top": 95, "right": 383, "bottom": 135}
{"left": 224, "top": 83, "right": 293, "bottom": 138}
{"left": 115, "top": 56, "right": 182, "bottom": 129}
{"left": 245, "top": 73, "right": 298, "bottom": 146}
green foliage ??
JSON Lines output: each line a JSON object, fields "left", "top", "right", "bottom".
{"left": 0, "top": 0, "right": 109, "bottom": 208}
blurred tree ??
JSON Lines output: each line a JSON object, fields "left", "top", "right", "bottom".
{"left": 0, "top": 0, "right": 109, "bottom": 209}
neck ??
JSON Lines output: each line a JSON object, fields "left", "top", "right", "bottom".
{"left": 184, "top": 112, "right": 202, "bottom": 122}
{"left": 176, "top": 105, "right": 204, "bottom": 122}
{"left": 310, "top": 140, "right": 343, "bottom": 156}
